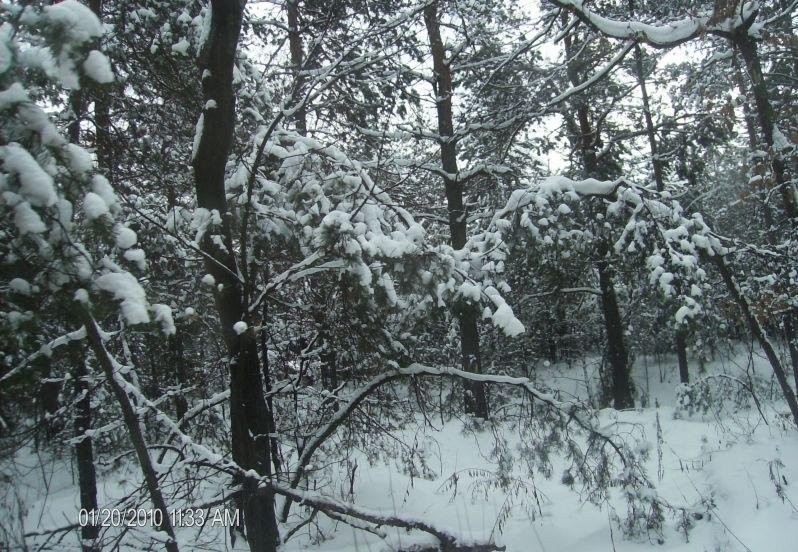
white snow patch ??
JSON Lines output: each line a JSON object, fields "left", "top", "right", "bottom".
{"left": 94, "top": 271, "right": 150, "bottom": 325}
{"left": 82, "top": 192, "right": 109, "bottom": 220}
{"left": 115, "top": 226, "right": 137, "bottom": 249}
{"left": 82, "top": 50, "right": 113, "bottom": 83}
{"left": 1, "top": 143, "right": 57, "bottom": 207}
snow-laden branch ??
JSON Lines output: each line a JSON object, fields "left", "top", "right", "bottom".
{"left": 547, "top": 40, "right": 635, "bottom": 107}
{"left": 0, "top": 326, "right": 87, "bottom": 384}
{"left": 549, "top": 0, "right": 761, "bottom": 48}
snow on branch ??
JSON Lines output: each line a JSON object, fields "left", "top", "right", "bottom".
{"left": 550, "top": 0, "right": 762, "bottom": 48}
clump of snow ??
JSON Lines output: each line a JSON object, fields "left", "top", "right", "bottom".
{"left": 0, "top": 83, "right": 29, "bottom": 110}
{"left": 14, "top": 201, "right": 47, "bottom": 234}
{"left": 151, "top": 304, "right": 176, "bottom": 335}
{"left": 82, "top": 191, "right": 109, "bottom": 220}
{"left": 64, "top": 143, "right": 93, "bottom": 174}
{"left": 82, "top": 50, "right": 113, "bottom": 83}
{"left": 233, "top": 321, "right": 248, "bottom": 335}
{"left": 1, "top": 143, "right": 57, "bottom": 207}
{"left": 171, "top": 39, "right": 190, "bottom": 55}
{"left": 91, "top": 175, "right": 119, "bottom": 213}
{"left": 94, "top": 271, "right": 150, "bottom": 325}
{"left": 115, "top": 226, "right": 137, "bottom": 249}
{"left": 192, "top": 114, "right": 204, "bottom": 161}
{"left": 123, "top": 248, "right": 146, "bottom": 270}
{"left": 42, "top": 1, "right": 104, "bottom": 43}
{"left": 201, "top": 274, "right": 215, "bottom": 286}
{"left": 73, "top": 288, "right": 89, "bottom": 303}
{"left": 492, "top": 303, "right": 525, "bottom": 337}
{"left": 8, "top": 278, "right": 32, "bottom": 295}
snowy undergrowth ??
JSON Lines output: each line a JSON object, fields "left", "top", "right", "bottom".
{"left": 4, "top": 344, "right": 796, "bottom": 552}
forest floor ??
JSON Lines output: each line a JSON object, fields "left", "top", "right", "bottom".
{"left": 4, "top": 343, "right": 797, "bottom": 551}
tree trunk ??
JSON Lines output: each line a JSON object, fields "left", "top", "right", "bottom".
{"left": 423, "top": 1, "right": 488, "bottom": 418}
{"left": 675, "top": 329, "right": 689, "bottom": 384}
{"left": 286, "top": 0, "right": 307, "bottom": 134}
{"left": 734, "top": 32, "right": 797, "bottom": 220}
{"left": 712, "top": 257, "right": 798, "bottom": 428}
{"left": 81, "top": 313, "right": 179, "bottom": 552}
{"left": 597, "top": 249, "right": 634, "bottom": 409}
{"left": 70, "top": 343, "right": 99, "bottom": 552}
{"left": 564, "top": 27, "right": 633, "bottom": 409}
{"left": 192, "top": 2, "right": 279, "bottom": 550}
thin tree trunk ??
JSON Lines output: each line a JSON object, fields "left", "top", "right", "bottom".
{"left": 169, "top": 331, "right": 189, "bottom": 427}
{"left": 564, "top": 27, "right": 633, "bottom": 409}
{"left": 712, "top": 257, "right": 798, "bottom": 428}
{"left": 423, "top": 0, "right": 488, "bottom": 419}
{"left": 70, "top": 344, "right": 99, "bottom": 552}
{"left": 734, "top": 33, "right": 797, "bottom": 220}
{"left": 80, "top": 313, "right": 179, "bottom": 552}
{"left": 597, "top": 248, "right": 634, "bottom": 409}
{"left": 286, "top": 0, "right": 307, "bottom": 134}
{"left": 631, "top": 44, "right": 664, "bottom": 192}
{"left": 193, "top": 2, "right": 279, "bottom": 550}
{"left": 675, "top": 330, "right": 689, "bottom": 384}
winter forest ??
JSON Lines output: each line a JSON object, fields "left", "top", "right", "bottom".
{"left": 1, "top": 0, "right": 797, "bottom": 550}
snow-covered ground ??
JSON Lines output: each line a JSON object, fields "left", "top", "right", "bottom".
{"left": 4, "top": 344, "right": 797, "bottom": 551}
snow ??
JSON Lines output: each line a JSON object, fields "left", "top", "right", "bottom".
{"left": 123, "top": 248, "right": 146, "bottom": 270}
{"left": 151, "top": 303, "right": 176, "bottom": 336}
{"left": 233, "top": 321, "right": 248, "bottom": 335}
{"left": 64, "top": 143, "right": 93, "bottom": 173}
{"left": 8, "top": 277, "right": 32, "bottom": 295}
{"left": 115, "top": 226, "right": 138, "bottom": 249}
{"left": 91, "top": 175, "right": 119, "bottom": 212}
{"left": 94, "top": 271, "right": 150, "bottom": 325}
{"left": 171, "top": 39, "right": 190, "bottom": 55}
{"left": 73, "top": 288, "right": 89, "bottom": 303}
{"left": 0, "top": 83, "right": 28, "bottom": 110}
{"left": 5, "top": 344, "right": 798, "bottom": 552}
{"left": 13, "top": 201, "right": 46, "bottom": 234}
{"left": 42, "top": 0, "right": 104, "bottom": 43}
{"left": 491, "top": 303, "right": 526, "bottom": 337}
{"left": 82, "top": 50, "right": 114, "bottom": 83}
{"left": 0, "top": 143, "right": 57, "bottom": 207}
{"left": 191, "top": 113, "right": 204, "bottom": 161}
{"left": 82, "top": 191, "right": 109, "bottom": 220}
{"left": 201, "top": 273, "right": 215, "bottom": 286}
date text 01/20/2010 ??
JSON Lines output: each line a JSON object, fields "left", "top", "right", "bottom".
{"left": 78, "top": 508, "right": 240, "bottom": 528}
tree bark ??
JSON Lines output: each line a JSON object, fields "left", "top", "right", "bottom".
{"left": 734, "top": 32, "right": 797, "bottom": 220}
{"left": 423, "top": 0, "right": 488, "bottom": 419}
{"left": 80, "top": 313, "right": 179, "bottom": 552}
{"left": 563, "top": 27, "right": 633, "bottom": 409}
{"left": 192, "top": 2, "right": 279, "bottom": 550}
{"left": 675, "top": 329, "right": 689, "bottom": 384}
{"left": 712, "top": 257, "right": 798, "bottom": 427}
{"left": 597, "top": 247, "right": 634, "bottom": 409}
{"left": 70, "top": 343, "right": 99, "bottom": 552}
{"left": 286, "top": 0, "right": 307, "bottom": 134}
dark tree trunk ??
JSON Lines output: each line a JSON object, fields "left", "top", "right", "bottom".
{"left": 597, "top": 249, "right": 634, "bottom": 409}
{"left": 169, "top": 331, "right": 189, "bottom": 427}
{"left": 784, "top": 313, "right": 798, "bottom": 394}
{"left": 631, "top": 45, "right": 664, "bottom": 192}
{"left": 286, "top": 0, "right": 307, "bottom": 134}
{"left": 424, "top": 1, "right": 488, "bottom": 418}
{"left": 70, "top": 344, "right": 99, "bottom": 552}
{"left": 675, "top": 330, "right": 689, "bottom": 384}
{"left": 81, "top": 313, "right": 179, "bottom": 552}
{"left": 192, "top": 2, "right": 279, "bottom": 550}
{"left": 564, "top": 28, "right": 633, "bottom": 410}
{"left": 734, "top": 32, "right": 797, "bottom": 220}
{"left": 712, "top": 257, "right": 798, "bottom": 428}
